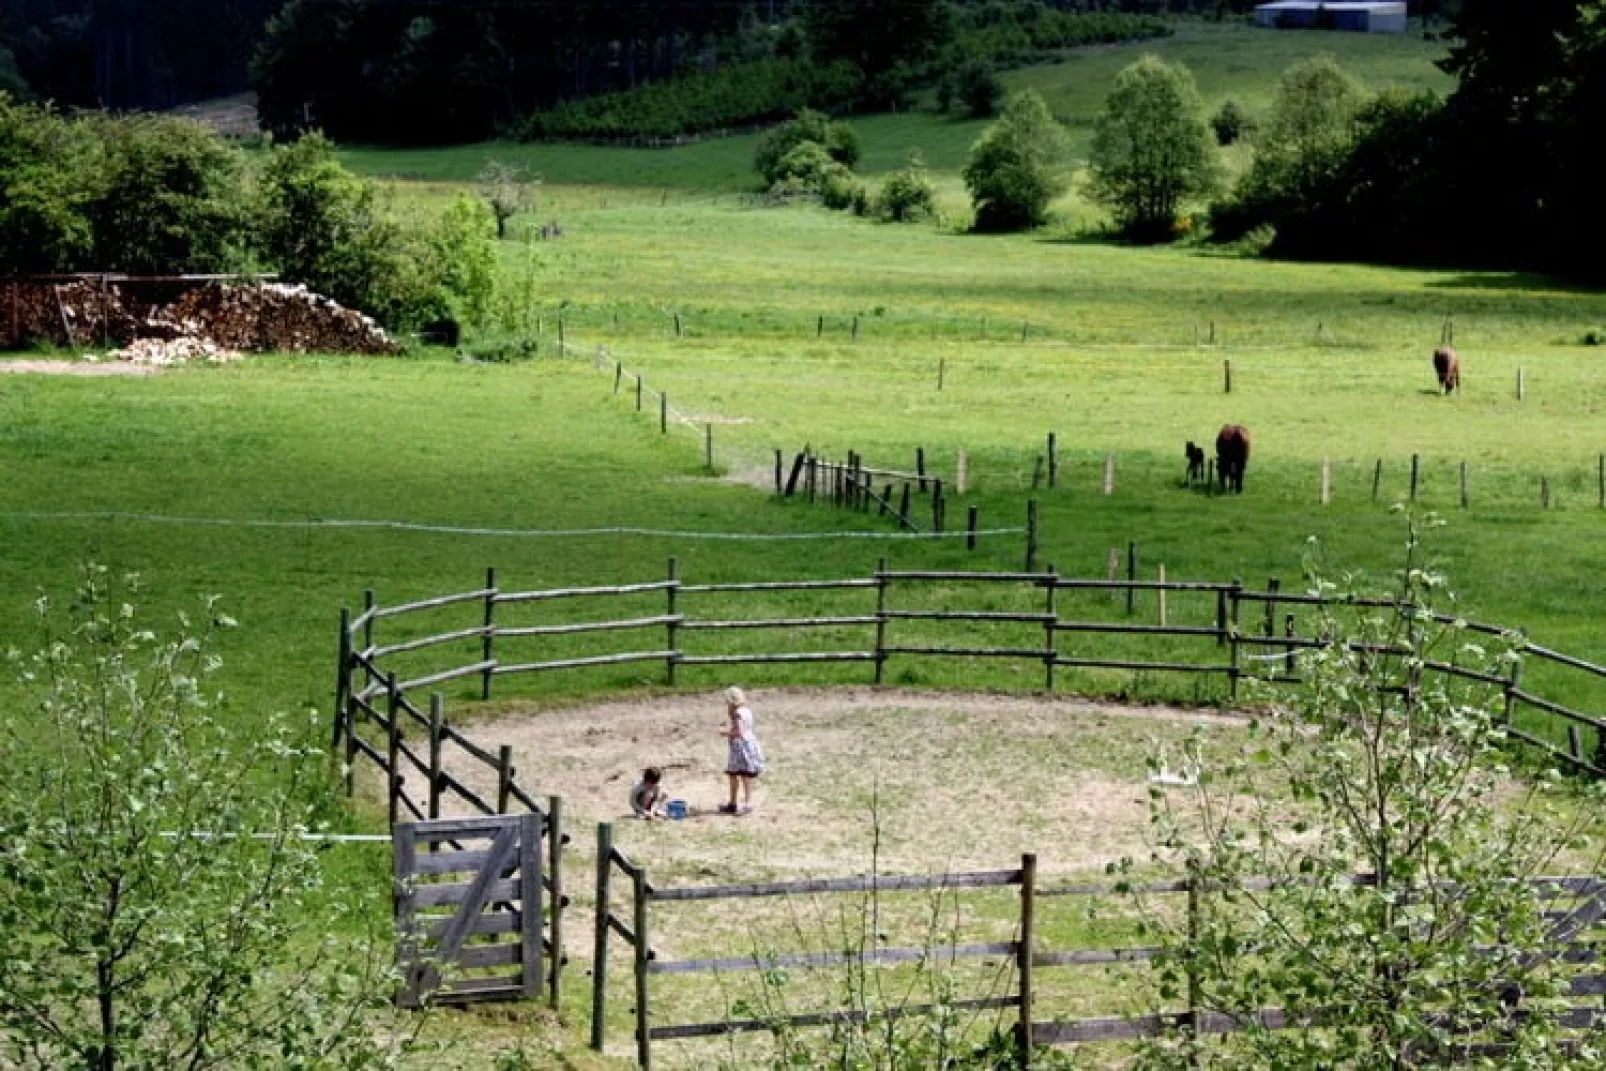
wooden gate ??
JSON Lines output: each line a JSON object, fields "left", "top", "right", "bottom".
{"left": 394, "top": 814, "right": 545, "bottom": 1007}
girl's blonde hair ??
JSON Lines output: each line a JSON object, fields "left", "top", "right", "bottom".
{"left": 725, "top": 686, "right": 746, "bottom": 707}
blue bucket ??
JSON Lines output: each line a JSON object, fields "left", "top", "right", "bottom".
{"left": 666, "top": 799, "right": 688, "bottom": 821}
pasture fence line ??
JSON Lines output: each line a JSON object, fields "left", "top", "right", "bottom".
{"left": 588, "top": 829, "right": 1606, "bottom": 1068}
{"left": 559, "top": 326, "right": 1606, "bottom": 515}
{"left": 337, "top": 563, "right": 1606, "bottom": 784}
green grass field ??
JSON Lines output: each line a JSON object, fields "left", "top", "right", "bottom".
{"left": 3, "top": 20, "right": 1603, "bottom": 1067}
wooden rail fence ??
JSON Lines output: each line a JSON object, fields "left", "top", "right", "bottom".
{"left": 333, "top": 606, "right": 569, "bottom": 1007}
{"left": 339, "top": 565, "right": 1606, "bottom": 781}
{"left": 588, "top": 824, "right": 1606, "bottom": 1068}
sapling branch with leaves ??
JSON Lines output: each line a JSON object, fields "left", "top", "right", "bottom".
{"left": 0, "top": 565, "right": 410, "bottom": 1070}
{"left": 1120, "top": 515, "right": 1606, "bottom": 1068}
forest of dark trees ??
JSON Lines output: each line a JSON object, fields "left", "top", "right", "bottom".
{"left": 0, "top": 1, "right": 1273, "bottom": 118}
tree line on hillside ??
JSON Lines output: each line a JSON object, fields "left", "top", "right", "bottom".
{"left": 894, "top": 0, "right": 1603, "bottom": 281}
{"left": 0, "top": 94, "right": 507, "bottom": 334}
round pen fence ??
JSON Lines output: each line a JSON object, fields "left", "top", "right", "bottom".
{"left": 335, "top": 561, "right": 1606, "bottom": 789}
{"left": 332, "top": 565, "right": 1606, "bottom": 1062}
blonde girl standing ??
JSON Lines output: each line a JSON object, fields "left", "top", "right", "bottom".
{"left": 718, "top": 686, "right": 765, "bottom": 815}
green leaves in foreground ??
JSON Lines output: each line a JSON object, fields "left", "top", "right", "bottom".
{"left": 0, "top": 566, "right": 408, "bottom": 1070}
{"left": 1131, "top": 517, "right": 1606, "bottom": 1068}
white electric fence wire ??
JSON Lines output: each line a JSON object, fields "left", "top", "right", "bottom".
{"left": 1, "top": 510, "right": 1023, "bottom": 541}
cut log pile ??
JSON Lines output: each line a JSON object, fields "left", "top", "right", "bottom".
{"left": 100, "top": 338, "right": 243, "bottom": 367}
{"left": 1, "top": 277, "right": 398, "bottom": 356}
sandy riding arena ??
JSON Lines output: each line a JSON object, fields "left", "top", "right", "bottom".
{"left": 418, "top": 688, "right": 1245, "bottom": 884}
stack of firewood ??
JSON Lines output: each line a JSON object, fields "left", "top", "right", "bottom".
{"left": 1, "top": 279, "right": 398, "bottom": 355}
{"left": 153, "top": 283, "right": 398, "bottom": 355}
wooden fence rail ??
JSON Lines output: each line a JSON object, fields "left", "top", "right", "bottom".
{"left": 338, "top": 564, "right": 1606, "bottom": 781}
{"left": 589, "top": 825, "right": 1606, "bottom": 1068}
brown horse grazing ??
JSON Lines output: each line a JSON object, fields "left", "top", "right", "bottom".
{"left": 1433, "top": 347, "right": 1460, "bottom": 394}
{"left": 1216, "top": 425, "right": 1251, "bottom": 494}
{"left": 1184, "top": 441, "right": 1206, "bottom": 484}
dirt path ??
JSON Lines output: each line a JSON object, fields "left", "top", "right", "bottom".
{"left": 408, "top": 687, "right": 1244, "bottom": 883}
{"left": 0, "top": 359, "right": 158, "bottom": 376}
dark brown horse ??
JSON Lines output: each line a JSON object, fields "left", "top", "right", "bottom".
{"left": 1433, "top": 347, "right": 1460, "bottom": 394}
{"left": 1216, "top": 425, "right": 1251, "bottom": 493}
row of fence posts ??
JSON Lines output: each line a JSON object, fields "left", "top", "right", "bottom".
{"left": 588, "top": 830, "right": 1233, "bottom": 1070}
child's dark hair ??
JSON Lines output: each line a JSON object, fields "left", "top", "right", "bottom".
{"left": 643, "top": 767, "right": 662, "bottom": 784}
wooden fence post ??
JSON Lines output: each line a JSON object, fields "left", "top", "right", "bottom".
{"left": 674, "top": 312, "right": 683, "bottom": 337}
{"left": 1126, "top": 542, "right": 1138, "bottom": 616}
{"left": 1223, "top": 358, "right": 1232, "bottom": 394}
{"left": 933, "top": 479, "right": 945, "bottom": 532}
{"left": 1599, "top": 454, "right": 1605, "bottom": 509}
{"left": 1542, "top": 477, "right": 1551, "bottom": 510}
{"left": 917, "top": 447, "right": 927, "bottom": 491}
{"left": 1409, "top": 454, "right": 1420, "bottom": 501}
{"left": 1320, "top": 458, "right": 1331, "bottom": 506}
{"left": 428, "top": 694, "right": 444, "bottom": 823}
{"left": 1186, "top": 861, "right": 1203, "bottom": 1069}
{"left": 333, "top": 608, "right": 351, "bottom": 749}
{"left": 614, "top": 362, "right": 623, "bottom": 393}
{"left": 386, "top": 674, "right": 402, "bottom": 828}
{"left": 937, "top": 357, "right": 945, "bottom": 391}
{"left": 704, "top": 425, "right": 713, "bottom": 471}
{"left": 851, "top": 314, "right": 859, "bottom": 342}
{"left": 816, "top": 314, "right": 824, "bottom": 338}
{"left": 1025, "top": 499, "right": 1039, "bottom": 573}
{"left": 1372, "top": 459, "right": 1383, "bottom": 503}
{"left": 1284, "top": 613, "right": 1297, "bottom": 677}
{"left": 666, "top": 557, "right": 679, "bottom": 686}
{"left": 659, "top": 392, "right": 667, "bottom": 434}
{"left": 362, "top": 588, "right": 376, "bottom": 677}
{"left": 956, "top": 449, "right": 969, "bottom": 495}
{"left": 1018, "top": 853, "right": 1038, "bottom": 1069}
{"left": 344, "top": 687, "right": 358, "bottom": 798}
{"left": 1044, "top": 566, "right": 1057, "bottom": 693}
{"left": 1503, "top": 655, "right": 1524, "bottom": 726}
{"left": 482, "top": 567, "right": 497, "bottom": 701}
{"left": 1047, "top": 432, "right": 1058, "bottom": 488}
{"left": 1460, "top": 461, "right": 1469, "bottom": 509}
{"left": 899, "top": 481, "right": 911, "bottom": 524}
{"left": 634, "top": 866, "right": 652, "bottom": 1070}
{"left": 635, "top": 375, "right": 643, "bottom": 412}
{"left": 1103, "top": 454, "right": 1115, "bottom": 496}
{"left": 591, "top": 823, "right": 613, "bottom": 1051}
{"left": 548, "top": 795, "right": 565, "bottom": 1008}
{"left": 1264, "top": 577, "right": 1281, "bottom": 661}
{"left": 497, "top": 746, "right": 514, "bottom": 814}
{"left": 558, "top": 315, "right": 565, "bottom": 350}
{"left": 874, "top": 557, "right": 889, "bottom": 685}
{"left": 1031, "top": 456, "right": 1044, "bottom": 490}
{"left": 1215, "top": 587, "right": 1228, "bottom": 647}
{"left": 1158, "top": 565, "right": 1167, "bottom": 627}
{"left": 1517, "top": 367, "right": 1526, "bottom": 401}
{"left": 1229, "top": 580, "right": 1244, "bottom": 700}
{"left": 1021, "top": 320, "right": 1030, "bottom": 344}
{"left": 967, "top": 505, "right": 979, "bottom": 551}
{"left": 774, "top": 450, "right": 783, "bottom": 494}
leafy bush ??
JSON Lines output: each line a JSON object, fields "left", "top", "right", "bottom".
{"left": 0, "top": 93, "right": 96, "bottom": 274}
{"left": 755, "top": 109, "right": 861, "bottom": 186}
{"left": 427, "top": 194, "right": 499, "bottom": 330}
{"left": 1210, "top": 98, "right": 1255, "bottom": 145}
{"left": 876, "top": 150, "right": 937, "bottom": 223}
{"left": 949, "top": 6, "right": 1170, "bottom": 71}
{"left": 1585, "top": 327, "right": 1606, "bottom": 346}
{"left": 819, "top": 169, "right": 867, "bottom": 213}
{"left": 520, "top": 58, "right": 863, "bottom": 141}
{"left": 87, "top": 113, "right": 249, "bottom": 275}
{"left": 963, "top": 89, "right": 1071, "bottom": 232}
{"left": 0, "top": 567, "right": 406, "bottom": 1069}
{"left": 1089, "top": 55, "right": 1219, "bottom": 241}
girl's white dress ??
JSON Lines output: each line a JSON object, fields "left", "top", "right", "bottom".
{"left": 725, "top": 706, "right": 766, "bottom": 776}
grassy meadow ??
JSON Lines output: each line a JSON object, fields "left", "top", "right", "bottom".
{"left": 3, "top": 19, "right": 1605, "bottom": 1067}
